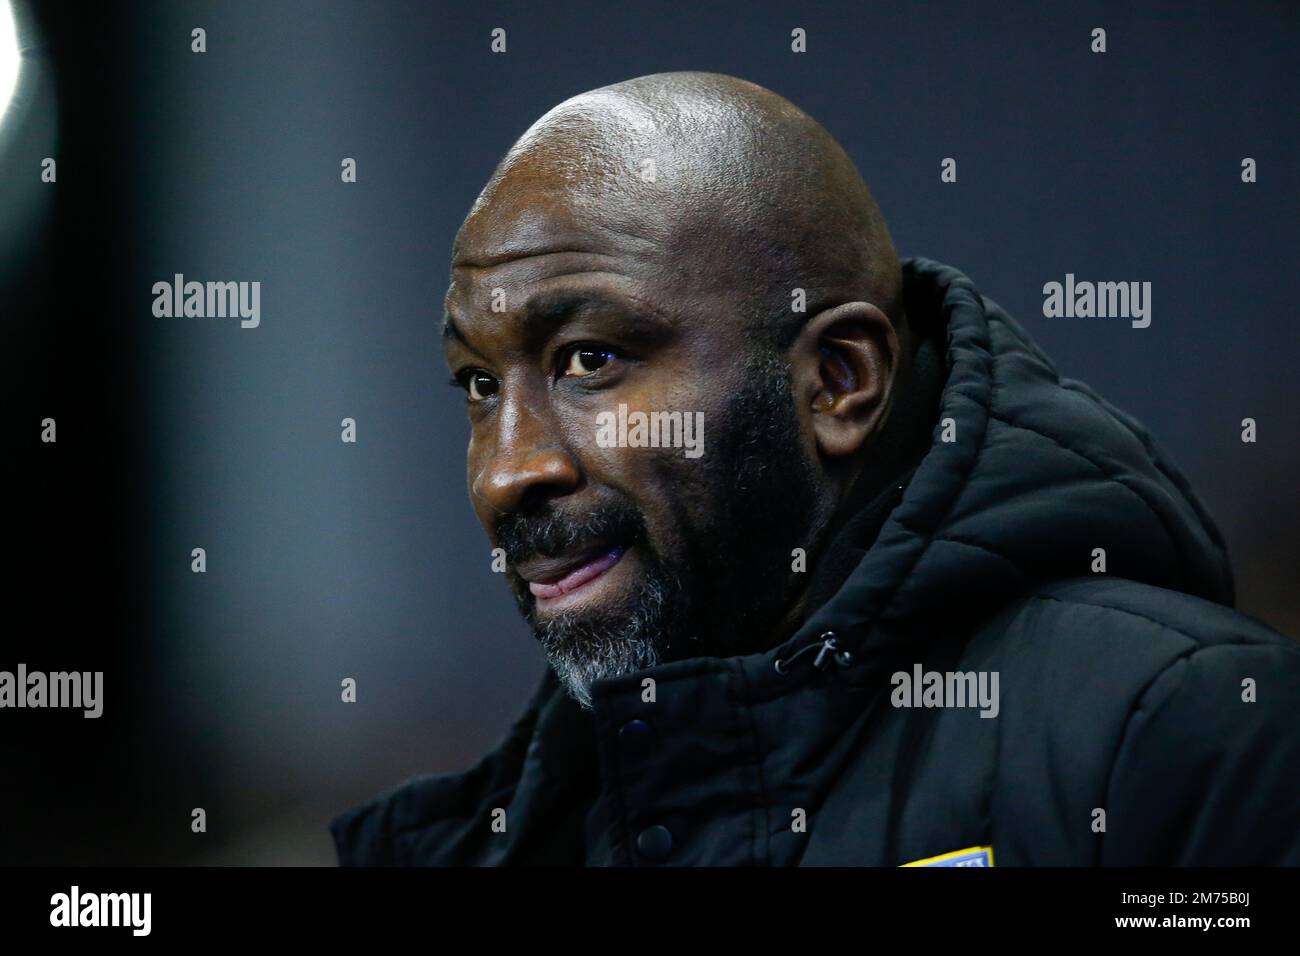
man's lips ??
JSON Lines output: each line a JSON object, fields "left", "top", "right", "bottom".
{"left": 521, "top": 546, "right": 627, "bottom": 601}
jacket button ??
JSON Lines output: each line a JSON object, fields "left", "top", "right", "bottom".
{"left": 636, "top": 825, "right": 673, "bottom": 861}
{"left": 618, "top": 718, "right": 652, "bottom": 750}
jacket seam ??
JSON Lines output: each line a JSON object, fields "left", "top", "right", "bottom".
{"left": 1025, "top": 593, "right": 1278, "bottom": 865}
{"left": 1096, "top": 645, "right": 1200, "bottom": 865}
{"left": 984, "top": 410, "right": 1193, "bottom": 591}
{"left": 1020, "top": 593, "right": 1201, "bottom": 866}
{"left": 1057, "top": 377, "right": 1232, "bottom": 597}
{"left": 932, "top": 533, "right": 1023, "bottom": 572}
{"left": 732, "top": 659, "right": 771, "bottom": 865}
{"left": 1026, "top": 591, "right": 1296, "bottom": 653}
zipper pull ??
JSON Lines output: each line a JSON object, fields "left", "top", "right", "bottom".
{"left": 775, "top": 631, "right": 854, "bottom": 674}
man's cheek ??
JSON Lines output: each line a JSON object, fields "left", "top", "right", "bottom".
{"left": 635, "top": 453, "right": 714, "bottom": 566}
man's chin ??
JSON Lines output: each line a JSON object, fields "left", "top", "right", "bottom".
{"left": 536, "top": 621, "right": 663, "bottom": 710}
{"left": 528, "top": 574, "right": 674, "bottom": 709}
{"left": 548, "top": 650, "right": 660, "bottom": 711}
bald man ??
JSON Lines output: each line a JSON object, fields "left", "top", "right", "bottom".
{"left": 332, "top": 72, "right": 1300, "bottom": 866}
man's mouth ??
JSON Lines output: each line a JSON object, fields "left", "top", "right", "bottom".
{"left": 518, "top": 544, "right": 628, "bottom": 608}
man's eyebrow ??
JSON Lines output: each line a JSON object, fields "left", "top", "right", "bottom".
{"left": 524, "top": 289, "right": 678, "bottom": 344}
{"left": 527, "top": 290, "right": 632, "bottom": 325}
{"left": 445, "top": 290, "right": 670, "bottom": 352}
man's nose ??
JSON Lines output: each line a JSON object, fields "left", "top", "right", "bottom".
{"left": 471, "top": 399, "right": 581, "bottom": 515}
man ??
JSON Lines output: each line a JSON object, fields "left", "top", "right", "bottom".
{"left": 332, "top": 72, "right": 1300, "bottom": 866}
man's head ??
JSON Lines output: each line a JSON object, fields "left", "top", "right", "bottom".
{"left": 443, "top": 72, "right": 908, "bottom": 707}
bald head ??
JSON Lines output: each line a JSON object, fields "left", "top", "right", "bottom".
{"left": 445, "top": 74, "right": 912, "bottom": 701}
{"left": 455, "top": 71, "right": 904, "bottom": 348}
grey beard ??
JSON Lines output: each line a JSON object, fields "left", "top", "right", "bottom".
{"left": 518, "top": 349, "right": 818, "bottom": 710}
{"left": 533, "top": 572, "right": 675, "bottom": 710}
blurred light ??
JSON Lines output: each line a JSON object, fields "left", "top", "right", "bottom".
{"left": 0, "top": 0, "right": 17, "bottom": 120}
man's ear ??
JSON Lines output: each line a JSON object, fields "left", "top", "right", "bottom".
{"left": 789, "top": 301, "right": 901, "bottom": 459}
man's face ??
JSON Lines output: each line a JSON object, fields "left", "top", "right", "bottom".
{"left": 443, "top": 173, "right": 830, "bottom": 707}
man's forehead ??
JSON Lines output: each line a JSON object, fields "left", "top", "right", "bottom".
{"left": 448, "top": 196, "right": 676, "bottom": 336}
{"left": 445, "top": 178, "right": 670, "bottom": 333}
{"left": 446, "top": 231, "right": 662, "bottom": 332}
{"left": 446, "top": 97, "right": 749, "bottom": 330}
{"left": 455, "top": 172, "right": 667, "bottom": 270}
{"left": 454, "top": 200, "right": 622, "bottom": 270}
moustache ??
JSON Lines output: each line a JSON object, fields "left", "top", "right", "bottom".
{"left": 494, "top": 499, "right": 648, "bottom": 569}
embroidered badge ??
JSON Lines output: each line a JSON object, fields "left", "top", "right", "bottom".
{"left": 901, "top": 845, "right": 994, "bottom": 867}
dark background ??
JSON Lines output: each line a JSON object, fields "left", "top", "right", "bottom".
{"left": 4, "top": 0, "right": 1297, "bottom": 864}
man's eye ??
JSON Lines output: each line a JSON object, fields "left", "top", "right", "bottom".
{"left": 562, "top": 346, "right": 616, "bottom": 377}
{"left": 459, "top": 371, "right": 498, "bottom": 401}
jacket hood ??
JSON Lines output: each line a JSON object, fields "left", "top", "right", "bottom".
{"left": 780, "top": 255, "right": 1234, "bottom": 657}
{"left": 331, "top": 255, "right": 1236, "bottom": 865}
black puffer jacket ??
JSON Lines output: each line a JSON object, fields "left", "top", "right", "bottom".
{"left": 332, "top": 257, "right": 1300, "bottom": 866}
